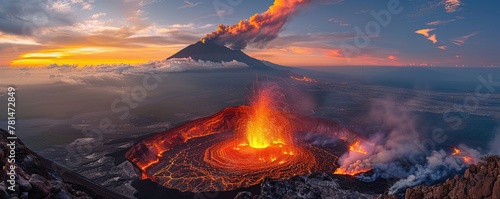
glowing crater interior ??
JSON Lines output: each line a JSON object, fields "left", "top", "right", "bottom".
{"left": 126, "top": 87, "right": 365, "bottom": 192}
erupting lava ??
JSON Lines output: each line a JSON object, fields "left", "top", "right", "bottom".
{"left": 241, "top": 87, "right": 292, "bottom": 149}
{"left": 333, "top": 140, "right": 372, "bottom": 176}
{"left": 451, "top": 147, "right": 476, "bottom": 164}
{"left": 126, "top": 85, "right": 367, "bottom": 192}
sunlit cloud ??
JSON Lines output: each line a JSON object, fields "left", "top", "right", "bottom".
{"left": 428, "top": 34, "right": 438, "bottom": 44}
{"left": 388, "top": 55, "right": 397, "bottom": 60}
{"left": 415, "top": 29, "right": 434, "bottom": 37}
{"left": 437, "top": 46, "right": 447, "bottom": 50}
{"left": 178, "top": 0, "right": 202, "bottom": 9}
{"left": 415, "top": 29, "right": 438, "bottom": 44}
{"left": 199, "top": 24, "right": 215, "bottom": 29}
{"left": 452, "top": 32, "right": 478, "bottom": 46}
{"left": 170, "top": 23, "right": 195, "bottom": 28}
{"left": 19, "top": 47, "right": 115, "bottom": 59}
{"left": 91, "top": 12, "right": 107, "bottom": 20}
{"left": 281, "top": 46, "right": 309, "bottom": 54}
{"left": 49, "top": 0, "right": 95, "bottom": 12}
{"left": 324, "top": 49, "right": 343, "bottom": 58}
{"left": 0, "top": 33, "right": 40, "bottom": 46}
{"left": 328, "top": 18, "right": 350, "bottom": 26}
{"left": 427, "top": 16, "right": 463, "bottom": 26}
{"left": 442, "top": 0, "right": 461, "bottom": 13}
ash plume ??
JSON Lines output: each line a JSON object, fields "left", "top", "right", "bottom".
{"left": 335, "top": 98, "right": 485, "bottom": 194}
{"left": 201, "top": 0, "right": 313, "bottom": 49}
{"left": 489, "top": 128, "right": 500, "bottom": 155}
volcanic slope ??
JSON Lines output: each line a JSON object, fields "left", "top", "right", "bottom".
{"left": 167, "top": 41, "right": 271, "bottom": 70}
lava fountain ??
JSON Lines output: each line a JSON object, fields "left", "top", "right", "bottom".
{"left": 126, "top": 84, "right": 368, "bottom": 192}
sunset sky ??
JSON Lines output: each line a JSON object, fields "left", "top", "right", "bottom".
{"left": 0, "top": 0, "right": 498, "bottom": 67}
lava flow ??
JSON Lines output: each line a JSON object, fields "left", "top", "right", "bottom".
{"left": 333, "top": 140, "right": 372, "bottom": 176}
{"left": 451, "top": 147, "right": 476, "bottom": 164}
{"left": 126, "top": 85, "right": 368, "bottom": 192}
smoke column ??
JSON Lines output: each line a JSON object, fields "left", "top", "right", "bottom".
{"left": 201, "top": 0, "right": 312, "bottom": 49}
{"left": 335, "top": 98, "right": 484, "bottom": 194}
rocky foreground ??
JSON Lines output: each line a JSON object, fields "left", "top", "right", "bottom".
{"left": 0, "top": 129, "right": 124, "bottom": 199}
{"left": 234, "top": 173, "right": 391, "bottom": 199}
{"left": 405, "top": 156, "right": 500, "bottom": 199}
{"left": 234, "top": 156, "right": 500, "bottom": 199}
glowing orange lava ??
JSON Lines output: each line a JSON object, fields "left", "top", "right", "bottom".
{"left": 451, "top": 147, "right": 476, "bottom": 164}
{"left": 239, "top": 85, "right": 293, "bottom": 150}
{"left": 290, "top": 75, "right": 318, "bottom": 82}
{"left": 126, "top": 85, "right": 367, "bottom": 192}
{"left": 348, "top": 140, "right": 368, "bottom": 155}
{"left": 333, "top": 140, "right": 371, "bottom": 175}
{"left": 333, "top": 167, "right": 372, "bottom": 176}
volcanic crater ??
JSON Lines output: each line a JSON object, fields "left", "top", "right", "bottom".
{"left": 126, "top": 85, "right": 368, "bottom": 192}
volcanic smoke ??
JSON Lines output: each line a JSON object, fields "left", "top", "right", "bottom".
{"left": 201, "top": 0, "right": 312, "bottom": 49}
{"left": 126, "top": 84, "right": 368, "bottom": 192}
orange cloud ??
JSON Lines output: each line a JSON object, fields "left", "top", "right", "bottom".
{"left": 9, "top": 46, "right": 178, "bottom": 67}
{"left": 288, "top": 46, "right": 314, "bottom": 54}
{"left": 443, "top": 0, "right": 461, "bottom": 13}
{"left": 415, "top": 29, "right": 438, "bottom": 44}
{"left": 437, "top": 46, "right": 447, "bottom": 50}
{"left": 388, "top": 55, "right": 397, "bottom": 60}
{"left": 415, "top": 29, "right": 434, "bottom": 37}
{"left": 325, "top": 49, "right": 343, "bottom": 58}
{"left": 428, "top": 34, "right": 438, "bottom": 43}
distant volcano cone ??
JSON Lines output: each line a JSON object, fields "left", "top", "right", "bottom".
{"left": 167, "top": 41, "right": 270, "bottom": 70}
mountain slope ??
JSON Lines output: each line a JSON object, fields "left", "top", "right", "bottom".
{"left": 167, "top": 41, "right": 270, "bottom": 70}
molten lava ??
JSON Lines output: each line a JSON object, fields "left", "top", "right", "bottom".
{"left": 240, "top": 86, "right": 293, "bottom": 149}
{"left": 126, "top": 86, "right": 367, "bottom": 192}
{"left": 348, "top": 140, "right": 368, "bottom": 155}
{"left": 333, "top": 140, "right": 372, "bottom": 176}
{"left": 451, "top": 147, "right": 476, "bottom": 164}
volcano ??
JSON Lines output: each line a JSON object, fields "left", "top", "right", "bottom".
{"left": 167, "top": 41, "right": 271, "bottom": 70}
{"left": 126, "top": 85, "right": 369, "bottom": 193}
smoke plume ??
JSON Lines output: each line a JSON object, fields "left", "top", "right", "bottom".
{"left": 337, "top": 98, "right": 423, "bottom": 176}
{"left": 335, "top": 98, "right": 484, "bottom": 194}
{"left": 201, "top": 0, "right": 312, "bottom": 49}
{"left": 489, "top": 128, "right": 500, "bottom": 155}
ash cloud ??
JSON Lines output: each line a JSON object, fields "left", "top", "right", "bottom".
{"left": 337, "top": 98, "right": 423, "bottom": 176}
{"left": 335, "top": 98, "right": 485, "bottom": 194}
{"left": 201, "top": 0, "right": 313, "bottom": 50}
{"left": 489, "top": 128, "right": 500, "bottom": 155}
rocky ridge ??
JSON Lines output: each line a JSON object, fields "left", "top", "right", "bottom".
{"left": 0, "top": 129, "right": 98, "bottom": 199}
{"left": 405, "top": 156, "right": 500, "bottom": 199}
{"left": 234, "top": 173, "right": 391, "bottom": 199}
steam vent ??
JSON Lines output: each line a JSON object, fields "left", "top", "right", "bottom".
{"left": 126, "top": 87, "right": 367, "bottom": 192}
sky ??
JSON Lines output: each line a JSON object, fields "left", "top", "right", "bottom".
{"left": 0, "top": 0, "right": 499, "bottom": 67}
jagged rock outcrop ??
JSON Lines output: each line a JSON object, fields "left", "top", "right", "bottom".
{"left": 405, "top": 156, "right": 500, "bottom": 199}
{"left": 0, "top": 129, "right": 93, "bottom": 199}
{"left": 234, "top": 173, "right": 390, "bottom": 199}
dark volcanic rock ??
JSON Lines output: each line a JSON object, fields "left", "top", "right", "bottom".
{"left": 28, "top": 174, "right": 51, "bottom": 198}
{"left": 405, "top": 156, "right": 500, "bottom": 199}
{"left": 167, "top": 41, "right": 271, "bottom": 69}
{"left": 17, "top": 177, "right": 32, "bottom": 192}
{"left": 0, "top": 129, "right": 95, "bottom": 199}
{"left": 235, "top": 173, "right": 390, "bottom": 199}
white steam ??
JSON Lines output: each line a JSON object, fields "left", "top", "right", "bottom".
{"left": 489, "top": 128, "right": 500, "bottom": 155}
{"left": 335, "top": 98, "right": 485, "bottom": 194}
